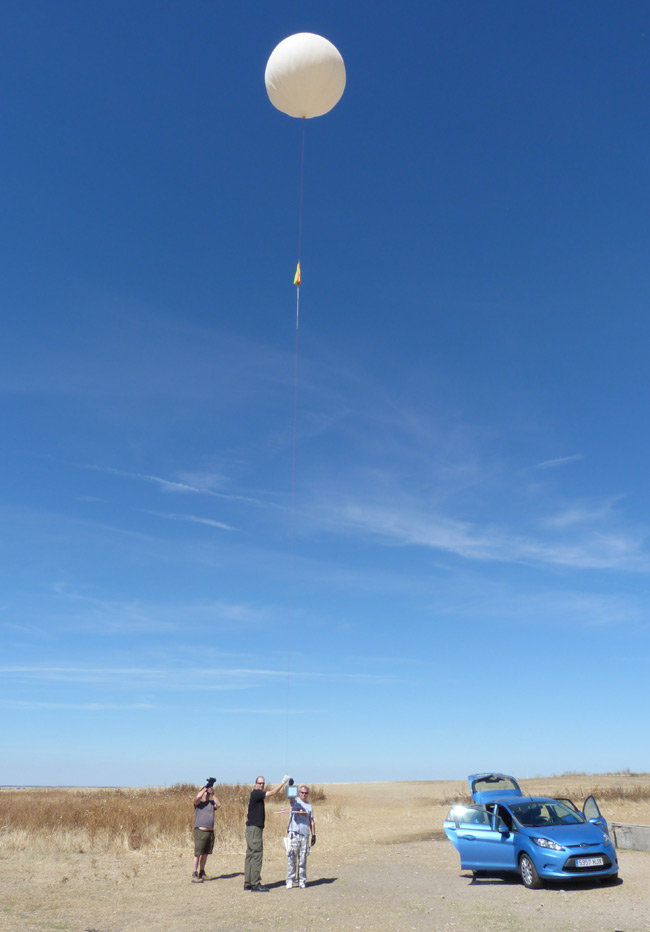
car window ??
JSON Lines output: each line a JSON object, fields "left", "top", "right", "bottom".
{"left": 583, "top": 795, "right": 603, "bottom": 821}
{"left": 495, "top": 804, "right": 514, "bottom": 831}
{"left": 511, "top": 801, "right": 584, "bottom": 826}
{"left": 471, "top": 775, "right": 519, "bottom": 795}
{"left": 556, "top": 797, "right": 581, "bottom": 814}
{"left": 447, "top": 804, "right": 492, "bottom": 827}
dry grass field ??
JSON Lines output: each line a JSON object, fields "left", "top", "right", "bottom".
{"left": 1, "top": 774, "right": 649, "bottom": 932}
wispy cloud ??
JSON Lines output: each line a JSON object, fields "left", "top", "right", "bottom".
{"left": 2, "top": 701, "right": 157, "bottom": 711}
{"left": 0, "top": 700, "right": 321, "bottom": 715}
{"left": 310, "top": 495, "right": 650, "bottom": 571}
{"left": 0, "top": 665, "right": 399, "bottom": 687}
{"left": 84, "top": 463, "right": 282, "bottom": 509}
{"left": 541, "top": 498, "right": 621, "bottom": 529}
{"left": 422, "top": 578, "right": 645, "bottom": 628}
{"left": 177, "top": 471, "right": 229, "bottom": 492}
{"left": 144, "top": 510, "right": 236, "bottom": 531}
{"left": 537, "top": 454, "right": 583, "bottom": 469}
{"left": 48, "top": 586, "right": 268, "bottom": 632}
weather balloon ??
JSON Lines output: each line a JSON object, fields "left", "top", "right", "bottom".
{"left": 265, "top": 32, "right": 346, "bottom": 119}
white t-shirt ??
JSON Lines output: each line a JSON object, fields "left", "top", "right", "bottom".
{"left": 288, "top": 799, "right": 313, "bottom": 836}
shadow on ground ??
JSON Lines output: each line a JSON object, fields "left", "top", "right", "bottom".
{"left": 264, "top": 877, "right": 338, "bottom": 889}
{"left": 465, "top": 871, "right": 624, "bottom": 890}
{"left": 205, "top": 872, "right": 243, "bottom": 882}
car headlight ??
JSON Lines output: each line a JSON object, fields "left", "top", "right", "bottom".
{"left": 601, "top": 832, "right": 612, "bottom": 847}
{"left": 531, "top": 837, "right": 565, "bottom": 851}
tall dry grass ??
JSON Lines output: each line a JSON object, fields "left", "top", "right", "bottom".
{"left": 551, "top": 782, "right": 650, "bottom": 803}
{"left": 442, "top": 780, "right": 650, "bottom": 807}
{"left": 0, "top": 783, "right": 325, "bottom": 855}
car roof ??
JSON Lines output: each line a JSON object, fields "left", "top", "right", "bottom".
{"left": 501, "top": 795, "right": 555, "bottom": 805}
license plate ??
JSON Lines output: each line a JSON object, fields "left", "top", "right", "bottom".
{"left": 575, "top": 856, "right": 604, "bottom": 868}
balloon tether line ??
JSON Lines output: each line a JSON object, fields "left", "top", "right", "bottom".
{"left": 296, "top": 121, "right": 305, "bottom": 329}
{"left": 285, "top": 119, "right": 306, "bottom": 772}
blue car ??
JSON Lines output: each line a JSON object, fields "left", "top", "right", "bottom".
{"left": 444, "top": 773, "right": 619, "bottom": 889}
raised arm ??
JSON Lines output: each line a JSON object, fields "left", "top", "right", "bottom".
{"left": 265, "top": 775, "right": 290, "bottom": 799}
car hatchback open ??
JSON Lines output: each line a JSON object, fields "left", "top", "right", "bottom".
{"left": 444, "top": 773, "right": 619, "bottom": 889}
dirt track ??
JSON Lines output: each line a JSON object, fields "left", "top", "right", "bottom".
{"left": 2, "top": 779, "right": 649, "bottom": 932}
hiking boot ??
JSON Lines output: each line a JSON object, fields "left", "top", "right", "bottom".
{"left": 251, "top": 883, "right": 269, "bottom": 892}
{"left": 191, "top": 872, "right": 203, "bottom": 883}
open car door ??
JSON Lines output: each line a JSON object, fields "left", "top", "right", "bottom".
{"left": 583, "top": 795, "right": 608, "bottom": 834}
{"left": 444, "top": 804, "right": 517, "bottom": 872}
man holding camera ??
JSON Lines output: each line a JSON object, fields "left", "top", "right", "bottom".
{"left": 192, "top": 777, "right": 221, "bottom": 882}
{"left": 244, "top": 774, "right": 289, "bottom": 891}
{"left": 286, "top": 785, "right": 316, "bottom": 889}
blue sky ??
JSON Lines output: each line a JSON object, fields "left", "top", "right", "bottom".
{"left": 2, "top": 0, "right": 650, "bottom": 786}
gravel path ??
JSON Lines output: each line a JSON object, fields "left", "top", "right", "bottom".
{"left": 1, "top": 836, "right": 648, "bottom": 932}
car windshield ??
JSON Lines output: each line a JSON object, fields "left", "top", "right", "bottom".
{"left": 510, "top": 801, "right": 585, "bottom": 827}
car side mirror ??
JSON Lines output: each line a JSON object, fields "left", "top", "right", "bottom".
{"left": 497, "top": 820, "right": 509, "bottom": 834}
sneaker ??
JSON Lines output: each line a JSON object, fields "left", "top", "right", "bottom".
{"left": 251, "top": 884, "right": 269, "bottom": 892}
{"left": 199, "top": 870, "right": 207, "bottom": 880}
{"left": 244, "top": 882, "right": 252, "bottom": 891}
{"left": 299, "top": 883, "right": 306, "bottom": 888}
{"left": 191, "top": 872, "right": 203, "bottom": 883}
{"left": 286, "top": 882, "right": 293, "bottom": 889}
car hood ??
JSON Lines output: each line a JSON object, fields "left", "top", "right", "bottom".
{"left": 522, "top": 822, "right": 608, "bottom": 846}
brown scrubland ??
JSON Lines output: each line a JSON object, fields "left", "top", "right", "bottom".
{"left": 1, "top": 774, "right": 649, "bottom": 932}
{"left": 0, "top": 783, "right": 326, "bottom": 855}
{"left": 1, "top": 775, "right": 647, "bottom": 856}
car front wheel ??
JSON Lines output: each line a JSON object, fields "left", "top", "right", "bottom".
{"left": 519, "top": 853, "right": 543, "bottom": 889}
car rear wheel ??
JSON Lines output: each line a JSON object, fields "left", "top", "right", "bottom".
{"left": 519, "top": 853, "right": 543, "bottom": 889}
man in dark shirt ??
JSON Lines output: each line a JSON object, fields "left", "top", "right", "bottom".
{"left": 244, "top": 774, "right": 289, "bottom": 891}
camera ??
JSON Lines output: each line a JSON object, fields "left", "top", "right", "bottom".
{"left": 205, "top": 777, "right": 216, "bottom": 788}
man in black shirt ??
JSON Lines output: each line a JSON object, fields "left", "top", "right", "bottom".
{"left": 244, "top": 774, "right": 289, "bottom": 891}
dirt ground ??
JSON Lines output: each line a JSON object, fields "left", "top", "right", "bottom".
{"left": 2, "top": 777, "right": 649, "bottom": 932}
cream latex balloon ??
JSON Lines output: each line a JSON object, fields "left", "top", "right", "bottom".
{"left": 265, "top": 33, "right": 346, "bottom": 119}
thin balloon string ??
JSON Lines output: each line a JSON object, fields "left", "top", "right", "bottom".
{"left": 296, "top": 121, "right": 305, "bottom": 329}
{"left": 285, "top": 322, "right": 299, "bottom": 774}
{"left": 286, "top": 121, "right": 305, "bottom": 772}
{"left": 296, "top": 278, "right": 300, "bottom": 329}
{"left": 298, "top": 121, "right": 305, "bottom": 269}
